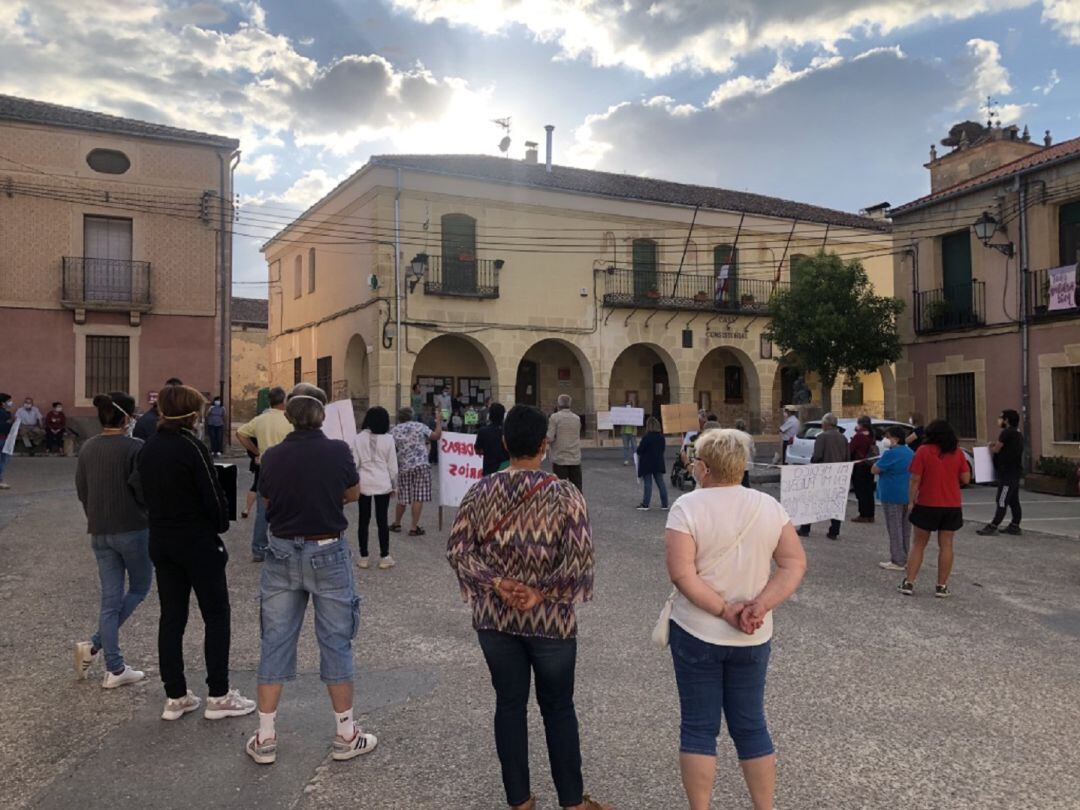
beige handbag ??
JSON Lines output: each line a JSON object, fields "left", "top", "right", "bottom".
{"left": 651, "top": 499, "right": 763, "bottom": 648}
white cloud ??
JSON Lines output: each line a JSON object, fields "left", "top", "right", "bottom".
{"left": 1043, "top": 0, "right": 1080, "bottom": 43}
{"left": 959, "top": 38, "right": 1033, "bottom": 124}
{"left": 391, "top": 0, "right": 1038, "bottom": 76}
{"left": 1033, "top": 67, "right": 1061, "bottom": 95}
{"left": 235, "top": 152, "right": 279, "bottom": 181}
{"left": 246, "top": 168, "right": 344, "bottom": 208}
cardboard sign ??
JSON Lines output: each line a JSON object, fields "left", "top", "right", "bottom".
{"left": 2, "top": 415, "right": 19, "bottom": 455}
{"left": 438, "top": 431, "right": 484, "bottom": 508}
{"left": 596, "top": 411, "right": 614, "bottom": 431}
{"left": 973, "top": 446, "right": 997, "bottom": 483}
{"left": 610, "top": 406, "right": 645, "bottom": 426}
{"left": 780, "top": 462, "right": 854, "bottom": 525}
{"left": 661, "top": 403, "right": 700, "bottom": 434}
{"left": 322, "top": 400, "right": 358, "bottom": 444}
{"left": 1048, "top": 264, "right": 1077, "bottom": 311}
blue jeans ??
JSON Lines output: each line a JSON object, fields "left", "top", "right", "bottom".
{"left": 252, "top": 495, "right": 268, "bottom": 558}
{"left": 258, "top": 534, "right": 360, "bottom": 685}
{"left": 90, "top": 530, "right": 152, "bottom": 674}
{"left": 641, "top": 471, "right": 669, "bottom": 508}
{"left": 669, "top": 621, "right": 773, "bottom": 759}
{"left": 477, "top": 630, "right": 583, "bottom": 808}
{"left": 621, "top": 433, "right": 635, "bottom": 463}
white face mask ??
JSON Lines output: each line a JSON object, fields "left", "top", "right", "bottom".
{"left": 213, "top": 400, "right": 221, "bottom": 406}
{"left": 23, "top": 403, "right": 32, "bottom": 409}
{"left": 55, "top": 407, "right": 63, "bottom": 413}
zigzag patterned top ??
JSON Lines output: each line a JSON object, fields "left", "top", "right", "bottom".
{"left": 447, "top": 468, "right": 594, "bottom": 639}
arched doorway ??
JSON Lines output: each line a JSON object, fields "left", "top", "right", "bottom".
{"left": 411, "top": 334, "right": 498, "bottom": 416}
{"left": 693, "top": 347, "right": 761, "bottom": 432}
{"left": 515, "top": 339, "right": 594, "bottom": 414}
{"left": 344, "top": 334, "right": 370, "bottom": 408}
{"left": 608, "top": 343, "right": 680, "bottom": 420}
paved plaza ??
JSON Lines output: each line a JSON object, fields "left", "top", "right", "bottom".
{"left": 1, "top": 450, "right": 1079, "bottom": 809}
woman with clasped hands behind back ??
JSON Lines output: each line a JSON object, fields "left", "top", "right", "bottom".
{"left": 664, "top": 429, "right": 807, "bottom": 810}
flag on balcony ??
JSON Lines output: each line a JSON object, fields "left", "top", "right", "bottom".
{"left": 1048, "top": 264, "right": 1077, "bottom": 311}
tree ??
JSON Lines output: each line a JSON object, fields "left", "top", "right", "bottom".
{"left": 764, "top": 251, "right": 904, "bottom": 413}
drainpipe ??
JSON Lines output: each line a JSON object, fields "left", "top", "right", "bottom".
{"left": 545, "top": 125, "right": 554, "bottom": 173}
{"left": 394, "top": 168, "right": 403, "bottom": 412}
{"left": 1017, "top": 177, "right": 1031, "bottom": 472}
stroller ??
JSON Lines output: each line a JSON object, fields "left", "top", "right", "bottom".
{"left": 670, "top": 455, "right": 696, "bottom": 493}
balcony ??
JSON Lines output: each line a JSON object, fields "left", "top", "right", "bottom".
{"left": 61, "top": 257, "right": 151, "bottom": 312}
{"left": 422, "top": 255, "right": 500, "bottom": 299}
{"left": 602, "top": 269, "right": 788, "bottom": 313}
{"left": 914, "top": 282, "right": 986, "bottom": 334}
{"left": 1028, "top": 266, "right": 1079, "bottom": 319}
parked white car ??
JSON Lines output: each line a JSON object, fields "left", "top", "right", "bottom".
{"left": 787, "top": 418, "right": 975, "bottom": 473}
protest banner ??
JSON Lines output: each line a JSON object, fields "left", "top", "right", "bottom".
{"left": 438, "top": 431, "right": 484, "bottom": 508}
{"left": 322, "top": 400, "right": 357, "bottom": 444}
{"left": 596, "top": 411, "right": 614, "bottom": 431}
{"left": 973, "top": 446, "right": 996, "bottom": 483}
{"left": 1048, "top": 264, "right": 1077, "bottom": 311}
{"left": 610, "top": 406, "right": 645, "bottom": 426}
{"left": 661, "top": 403, "right": 699, "bottom": 433}
{"left": 780, "top": 462, "right": 854, "bottom": 525}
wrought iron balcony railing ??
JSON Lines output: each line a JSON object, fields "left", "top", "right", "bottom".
{"left": 602, "top": 268, "right": 788, "bottom": 313}
{"left": 422, "top": 255, "right": 500, "bottom": 299}
{"left": 61, "top": 257, "right": 151, "bottom": 311}
{"left": 914, "top": 281, "right": 986, "bottom": 334}
{"left": 1028, "top": 266, "right": 1079, "bottom": 318}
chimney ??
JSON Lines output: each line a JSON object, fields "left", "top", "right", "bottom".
{"left": 524, "top": 141, "right": 538, "bottom": 164}
{"left": 925, "top": 120, "right": 1042, "bottom": 192}
{"left": 544, "top": 125, "right": 554, "bottom": 173}
{"left": 1045, "top": 130, "right": 1053, "bottom": 147}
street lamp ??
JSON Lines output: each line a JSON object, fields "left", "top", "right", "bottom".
{"left": 972, "top": 211, "right": 1015, "bottom": 257}
{"left": 407, "top": 252, "right": 428, "bottom": 292}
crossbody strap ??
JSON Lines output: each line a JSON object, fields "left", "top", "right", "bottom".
{"left": 485, "top": 474, "right": 558, "bottom": 544}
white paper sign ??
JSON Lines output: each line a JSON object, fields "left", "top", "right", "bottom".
{"left": 610, "top": 406, "right": 645, "bottom": 426}
{"left": 780, "top": 462, "right": 854, "bottom": 526}
{"left": 3, "top": 412, "right": 24, "bottom": 455}
{"left": 322, "top": 400, "right": 358, "bottom": 444}
{"left": 437, "top": 431, "right": 484, "bottom": 507}
{"left": 596, "top": 411, "right": 614, "bottom": 431}
{"left": 1048, "top": 264, "right": 1077, "bottom": 311}
{"left": 973, "top": 446, "right": 997, "bottom": 483}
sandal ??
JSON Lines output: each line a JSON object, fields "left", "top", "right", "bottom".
{"left": 408, "top": 527, "right": 426, "bottom": 536}
{"left": 389, "top": 524, "right": 402, "bottom": 533}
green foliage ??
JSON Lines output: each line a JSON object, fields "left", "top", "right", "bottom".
{"left": 764, "top": 252, "right": 905, "bottom": 399}
{"left": 1034, "top": 456, "right": 1080, "bottom": 480}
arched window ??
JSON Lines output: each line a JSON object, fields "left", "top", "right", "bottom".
{"left": 294, "top": 255, "right": 303, "bottom": 299}
{"left": 713, "top": 244, "right": 738, "bottom": 302}
{"left": 86, "top": 149, "right": 130, "bottom": 174}
{"left": 441, "top": 214, "right": 477, "bottom": 293}
{"left": 632, "top": 238, "right": 658, "bottom": 297}
{"left": 308, "top": 247, "right": 316, "bottom": 293}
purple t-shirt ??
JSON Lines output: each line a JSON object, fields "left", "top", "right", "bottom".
{"left": 259, "top": 430, "right": 359, "bottom": 537}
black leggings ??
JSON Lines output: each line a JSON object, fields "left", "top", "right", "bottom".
{"left": 358, "top": 493, "right": 391, "bottom": 558}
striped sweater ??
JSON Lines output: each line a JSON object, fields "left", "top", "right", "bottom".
{"left": 447, "top": 468, "right": 594, "bottom": 639}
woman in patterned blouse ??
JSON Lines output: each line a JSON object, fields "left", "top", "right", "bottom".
{"left": 447, "top": 405, "right": 611, "bottom": 810}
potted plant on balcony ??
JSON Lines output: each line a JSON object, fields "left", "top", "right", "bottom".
{"left": 644, "top": 288, "right": 661, "bottom": 300}
{"left": 694, "top": 290, "right": 710, "bottom": 302}
{"left": 1025, "top": 456, "right": 1080, "bottom": 496}
{"left": 924, "top": 298, "right": 950, "bottom": 328}
{"left": 739, "top": 292, "right": 756, "bottom": 309}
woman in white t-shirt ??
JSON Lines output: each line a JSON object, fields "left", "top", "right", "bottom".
{"left": 352, "top": 407, "right": 399, "bottom": 570}
{"left": 664, "top": 428, "right": 806, "bottom": 810}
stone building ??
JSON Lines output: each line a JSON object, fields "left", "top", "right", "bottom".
{"left": 262, "top": 144, "right": 896, "bottom": 435}
{"left": 231, "top": 296, "right": 269, "bottom": 424}
{"left": 0, "top": 95, "right": 238, "bottom": 435}
{"left": 891, "top": 121, "right": 1080, "bottom": 461}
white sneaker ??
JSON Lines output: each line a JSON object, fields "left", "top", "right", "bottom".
{"left": 0, "top": 482, "right": 10, "bottom": 489}
{"left": 245, "top": 732, "right": 278, "bottom": 765}
{"left": 74, "top": 641, "right": 99, "bottom": 680}
{"left": 162, "top": 691, "right": 202, "bottom": 721}
{"left": 102, "top": 665, "right": 144, "bottom": 689}
{"left": 377, "top": 555, "right": 396, "bottom": 570}
{"left": 878, "top": 561, "right": 906, "bottom": 571}
{"left": 332, "top": 721, "right": 378, "bottom": 761}
{"left": 357, "top": 556, "right": 370, "bottom": 569}
{"left": 204, "top": 688, "right": 257, "bottom": 720}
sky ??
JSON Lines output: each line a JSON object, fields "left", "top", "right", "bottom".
{"left": 1, "top": 0, "right": 1078, "bottom": 296}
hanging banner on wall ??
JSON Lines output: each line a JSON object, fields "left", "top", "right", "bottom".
{"left": 1048, "top": 264, "right": 1078, "bottom": 311}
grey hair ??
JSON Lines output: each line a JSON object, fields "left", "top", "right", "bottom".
{"left": 857, "top": 414, "right": 873, "bottom": 428}
{"left": 822, "top": 412, "right": 838, "bottom": 427}
{"left": 397, "top": 406, "right": 414, "bottom": 423}
{"left": 734, "top": 419, "right": 747, "bottom": 432}
{"left": 285, "top": 383, "right": 327, "bottom": 431}
{"left": 557, "top": 394, "right": 572, "bottom": 409}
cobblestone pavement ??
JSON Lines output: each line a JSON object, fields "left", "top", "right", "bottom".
{"left": 1, "top": 452, "right": 1079, "bottom": 809}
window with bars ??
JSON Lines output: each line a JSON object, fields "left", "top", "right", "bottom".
{"left": 936, "top": 372, "right": 976, "bottom": 439}
{"left": 1051, "top": 366, "right": 1080, "bottom": 442}
{"left": 294, "top": 357, "right": 302, "bottom": 385}
{"left": 294, "top": 255, "right": 303, "bottom": 299}
{"left": 308, "top": 248, "right": 316, "bottom": 293}
{"left": 85, "top": 336, "right": 130, "bottom": 398}
{"left": 316, "top": 356, "right": 332, "bottom": 395}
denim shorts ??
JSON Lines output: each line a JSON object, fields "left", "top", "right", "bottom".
{"left": 258, "top": 534, "right": 361, "bottom": 685}
{"left": 669, "top": 620, "right": 774, "bottom": 759}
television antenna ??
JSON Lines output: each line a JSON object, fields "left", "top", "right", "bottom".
{"left": 492, "top": 117, "right": 511, "bottom": 155}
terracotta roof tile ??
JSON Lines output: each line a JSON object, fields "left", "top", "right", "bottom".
{"left": 231, "top": 296, "right": 268, "bottom": 326}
